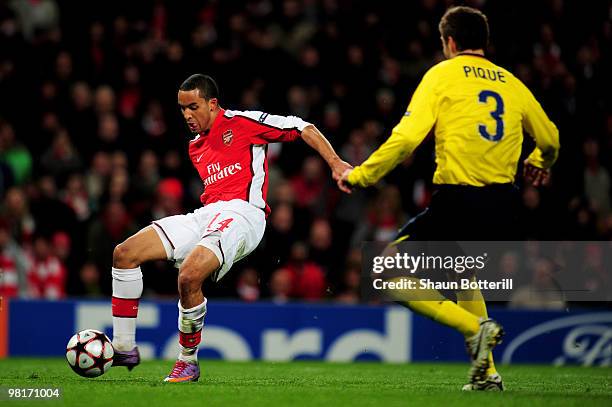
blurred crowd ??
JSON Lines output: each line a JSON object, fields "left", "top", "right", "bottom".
{"left": 0, "top": 0, "right": 610, "bottom": 306}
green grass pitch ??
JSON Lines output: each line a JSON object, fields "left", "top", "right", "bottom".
{"left": 0, "top": 358, "right": 610, "bottom": 406}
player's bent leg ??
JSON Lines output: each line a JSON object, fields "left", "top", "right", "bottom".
{"left": 386, "top": 270, "right": 504, "bottom": 390}
{"left": 111, "top": 226, "right": 169, "bottom": 369}
{"left": 382, "top": 221, "right": 504, "bottom": 390}
{"left": 165, "top": 245, "right": 220, "bottom": 383}
{"left": 113, "top": 226, "right": 169, "bottom": 269}
{"left": 164, "top": 202, "right": 264, "bottom": 383}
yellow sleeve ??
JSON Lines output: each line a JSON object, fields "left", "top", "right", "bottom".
{"left": 348, "top": 69, "right": 440, "bottom": 187}
{"left": 522, "top": 86, "right": 560, "bottom": 169}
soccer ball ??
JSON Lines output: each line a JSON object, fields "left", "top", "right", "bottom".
{"left": 66, "top": 329, "right": 114, "bottom": 378}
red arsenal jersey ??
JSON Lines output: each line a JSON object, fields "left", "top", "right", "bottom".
{"left": 188, "top": 109, "right": 311, "bottom": 215}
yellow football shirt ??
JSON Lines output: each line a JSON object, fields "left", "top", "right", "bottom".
{"left": 348, "top": 54, "right": 560, "bottom": 187}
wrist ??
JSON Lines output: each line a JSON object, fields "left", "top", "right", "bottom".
{"left": 326, "top": 155, "right": 341, "bottom": 165}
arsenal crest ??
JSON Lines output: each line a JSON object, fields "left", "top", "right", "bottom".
{"left": 222, "top": 129, "right": 233, "bottom": 145}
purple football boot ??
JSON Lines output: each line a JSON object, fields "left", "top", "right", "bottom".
{"left": 112, "top": 346, "right": 141, "bottom": 371}
{"left": 163, "top": 360, "right": 200, "bottom": 383}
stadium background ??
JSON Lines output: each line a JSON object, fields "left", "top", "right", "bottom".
{"left": 0, "top": 0, "right": 610, "bottom": 307}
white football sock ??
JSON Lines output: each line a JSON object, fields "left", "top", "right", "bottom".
{"left": 111, "top": 267, "right": 143, "bottom": 351}
{"left": 177, "top": 298, "right": 207, "bottom": 363}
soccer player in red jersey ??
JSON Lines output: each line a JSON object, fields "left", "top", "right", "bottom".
{"left": 110, "top": 74, "right": 351, "bottom": 382}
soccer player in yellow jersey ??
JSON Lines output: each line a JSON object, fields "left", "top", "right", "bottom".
{"left": 337, "top": 6, "right": 560, "bottom": 391}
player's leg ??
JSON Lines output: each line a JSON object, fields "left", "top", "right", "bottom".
{"left": 163, "top": 245, "right": 219, "bottom": 383}
{"left": 111, "top": 226, "right": 168, "bottom": 358}
{"left": 456, "top": 186, "right": 516, "bottom": 389}
{"left": 389, "top": 257, "right": 503, "bottom": 388}
{"left": 165, "top": 201, "right": 265, "bottom": 383}
{"left": 384, "top": 201, "right": 503, "bottom": 389}
{"left": 113, "top": 210, "right": 204, "bottom": 370}
{"left": 456, "top": 282, "right": 498, "bottom": 377}
{"left": 177, "top": 244, "right": 219, "bottom": 358}
{"left": 177, "top": 246, "right": 220, "bottom": 308}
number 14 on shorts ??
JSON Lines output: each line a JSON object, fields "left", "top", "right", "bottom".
{"left": 206, "top": 213, "right": 234, "bottom": 232}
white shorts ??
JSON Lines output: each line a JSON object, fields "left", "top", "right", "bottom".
{"left": 151, "top": 199, "right": 266, "bottom": 282}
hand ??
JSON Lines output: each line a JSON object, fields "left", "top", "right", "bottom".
{"left": 329, "top": 157, "right": 353, "bottom": 183}
{"left": 523, "top": 159, "right": 550, "bottom": 187}
{"left": 337, "top": 168, "right": 354, "bottom": 194}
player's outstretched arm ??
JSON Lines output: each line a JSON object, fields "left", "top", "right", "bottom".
{"left": 340, "top": 110, "right": 432, "bottom": 192}
{"left": 300, "top": 124, "right": 353, "bottom": 189}
{"left": 338, "top": 66, "right": 439, "bottom": 193}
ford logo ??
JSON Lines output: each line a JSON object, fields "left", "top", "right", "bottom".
{"left": 502, "top": 313, "right": 612, "bottom": 366}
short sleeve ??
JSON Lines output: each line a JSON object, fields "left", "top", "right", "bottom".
{"left": 230, "top": 110, "right": 311, "bottom": 144}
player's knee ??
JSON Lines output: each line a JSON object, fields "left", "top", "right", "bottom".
{"left": 178, "top": 265, "right": 205, "bottom": 293}
{"left": 113, "top": 241, "right": 140, "bottom": 269}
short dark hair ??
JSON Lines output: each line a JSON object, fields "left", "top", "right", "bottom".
{"left": 179, "top": 74, "right": 219, "bottom": 101}
{"left": 439, "top": 6, "right": 489, "bottom": 51}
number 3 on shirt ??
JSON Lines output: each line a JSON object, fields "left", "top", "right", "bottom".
{"left": 478, "top": 90, "right": 504, "bottom": 141}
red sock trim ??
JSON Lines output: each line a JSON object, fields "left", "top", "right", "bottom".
{"left": 112, "top": 297, "right": 139, "bottom": 318}
{"left": 179, "top": 329, "right": 202, "bottom": 348}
